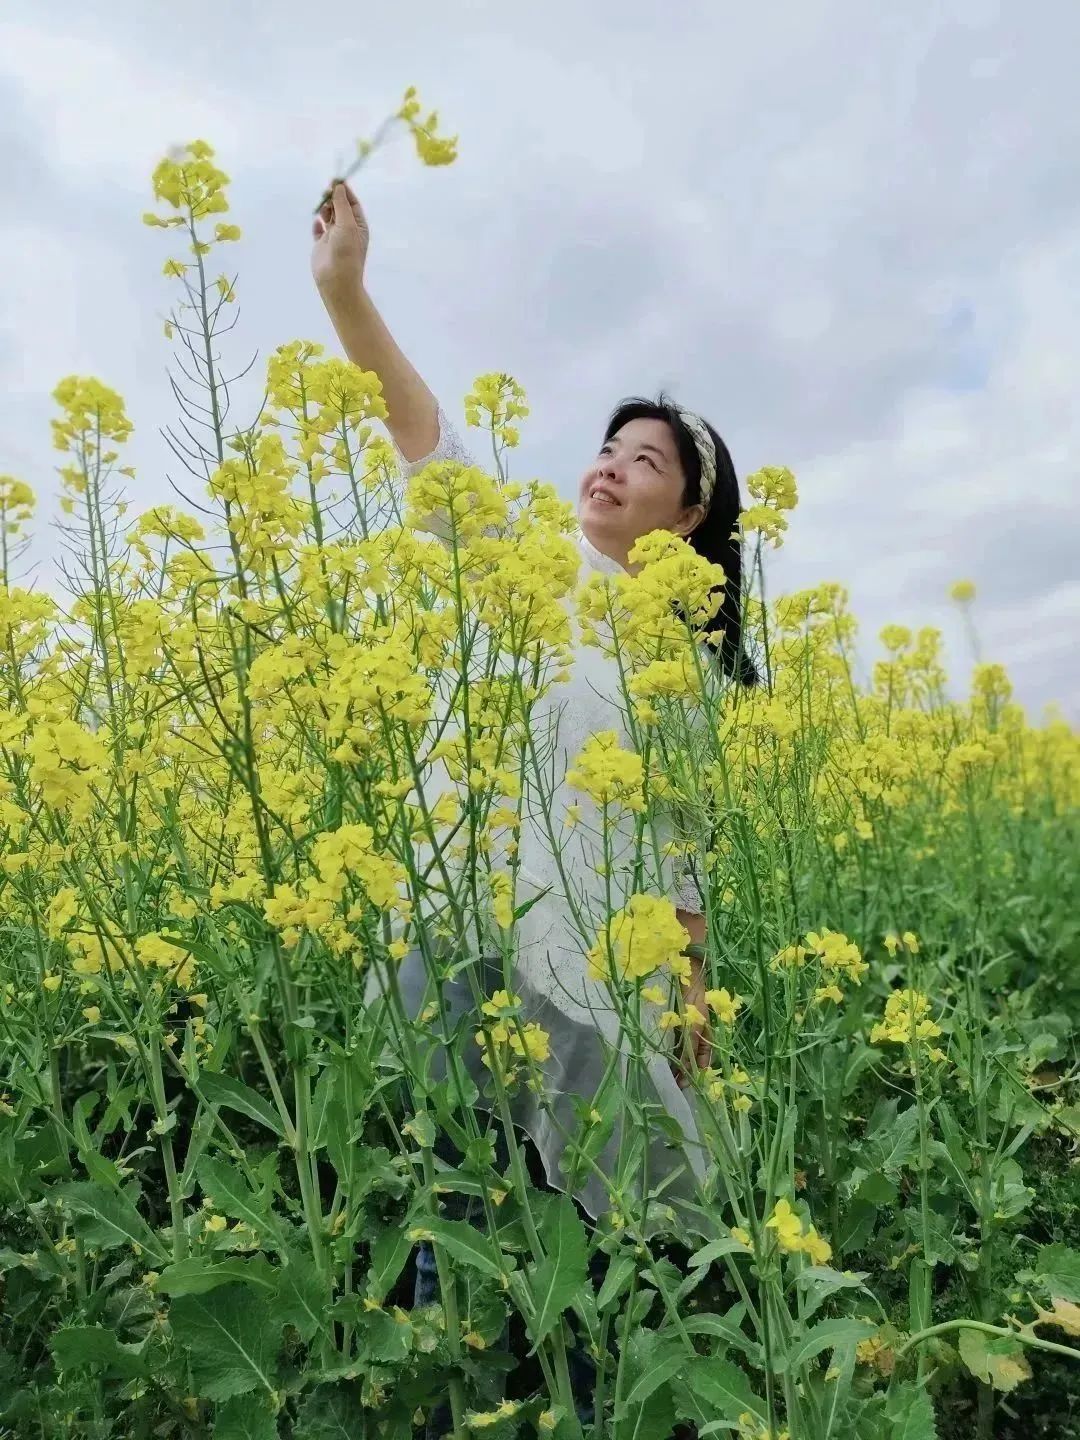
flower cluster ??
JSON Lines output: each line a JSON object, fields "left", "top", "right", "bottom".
{"left": 765, "top": 1197, "right": 833, "bottom": 1264}
{"left": 586, "top": 893, "right": 691, "bottom": 984}
{"left": 870, "top": 988, "right": 946, "bottom": 1061}
{"left": 771, "top": 927, "right": 867, "bottom": 1005}
{"left": 464, "top": 372, "right": 530, "bottom": 448}
{"left": 566, "top": 730, "right": 645, "bottom": 812}
{"left": 740, "top": 464, "right": 798, "bottom": 547}
{"left": 474, "top": 990, "right": 551, "bottom": 1078}
{"left": 397, "top": 85, "right": 459, "bottom": 167}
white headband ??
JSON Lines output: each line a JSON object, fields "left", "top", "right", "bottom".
{"left": 674, "top": 406, "right": 718, "bottom": 512}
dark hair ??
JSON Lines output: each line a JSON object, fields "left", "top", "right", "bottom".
{"left": 603, "top": 393, "right": 759, "bottom": 685}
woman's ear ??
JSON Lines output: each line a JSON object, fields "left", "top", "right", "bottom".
{"left": 676, "top": 503, "right": 706, "bottom": 538}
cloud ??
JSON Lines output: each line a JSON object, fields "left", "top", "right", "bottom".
{"left": 1, "top": 0, "right": 1077, "bottom": 721}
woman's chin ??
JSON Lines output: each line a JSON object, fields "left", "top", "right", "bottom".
{"left": 579, "top": 508, "right": 621, "bottom": 545}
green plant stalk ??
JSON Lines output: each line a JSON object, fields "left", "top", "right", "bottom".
{"left": 145, "top": 1034, "right": 188, "bottom": 1263}
{"left": 910, "top": 1041, "right": 934, "bottom": 1381}
{"left": 896, "top": 1319, "right": 1080, "bottom": 1364}
{"left": 488, "top": 1078, "right": 582, "bottom": 1431}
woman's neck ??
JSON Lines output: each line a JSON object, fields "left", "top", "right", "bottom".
{"left": 575, "top": 525, "right": 627, "bottom": 575}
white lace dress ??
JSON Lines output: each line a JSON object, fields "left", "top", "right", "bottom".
{"left": 392, "top": 407, "right": 711, "bottom": 1226}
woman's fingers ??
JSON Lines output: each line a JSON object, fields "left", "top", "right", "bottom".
{"left": 312, "top": 216, "right": 326, "bottom": 240}
{"left": 672, "top": 1021, "right": 712, "bottom": 1088}
{"left": 330, "top": 181, "right": 353, "bottom": 228}
{"left": 696, "top": 1028, "right": 713, "bottom": 1073}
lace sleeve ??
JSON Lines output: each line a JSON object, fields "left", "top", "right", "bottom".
{"left": 672, "top": 862, "right": 703, "bottom": 914}
{"left": 392, "top": 405, "right": 478, "bottom": 479}
{"left": 392, "top": 405, "right": 485, "bottom": 546}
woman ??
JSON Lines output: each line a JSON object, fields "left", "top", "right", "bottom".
{"left": 311, "top": 180, "right": 756, "bottom": 1223}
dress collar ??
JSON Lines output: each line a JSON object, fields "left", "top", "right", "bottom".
{"left": 574, "top": 525, "right": 625, "bottom": 576}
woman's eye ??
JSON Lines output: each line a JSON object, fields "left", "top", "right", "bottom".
{"left": 638, "top": 454, "right": 657, "bottom": 469}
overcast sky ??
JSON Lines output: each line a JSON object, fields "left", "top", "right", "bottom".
{"left": 3, "top": 1, "right": 1077, "bottom": 720}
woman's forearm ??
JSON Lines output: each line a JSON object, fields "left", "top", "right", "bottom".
{"left": 318, "top": 281, "right": 440, "bottom": 462}
{"left": 677, "top": 909, "right": 707, "bottom": 949}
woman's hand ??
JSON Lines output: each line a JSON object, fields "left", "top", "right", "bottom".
{"left": 311, "top": 179, "right": 370, "bottom": 300}
{"left": 674, "top": 956, "right": 713, "bottom": 1089}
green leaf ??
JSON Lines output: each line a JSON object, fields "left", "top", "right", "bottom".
{"left": 418, "top": 1217, "right": 511, "bottom": 1282}
{"left": 853, "top": 1170, "right": 899, "bottom": 1207}
{"left": 156, "top": 1255, "right": 278, "bottom": 1297}
{"left": 513, "top": 885, "right": 552, "bottom": 921}
{"left": 169, "top": 1284, "right": 281, "bottom": 1402}
{"left": 293, "top": 1383, "right": 367, "bottom": 1438}
{"left": 614, "top": 1381, "right": 676, "bottom": 1440}
{"left": 51, "top": 1325, "right": 147, "bottom": 1379}
{"left": 680, "top": 1307, "right": 762, "bottom": 1364}
{"left": 958, "top": 1328, "right": 1032, "bottom": 1392}
{"left": 863, "top": 1101, "right": 920, "bottom": 1173}
{"left": 989, "top": 1157, "right": 1033, "bottom": 1220}
{"left": 795, "top": 1265, "right": 871, "bottom": 1321}
{"left": 884, "top": 1380, "right": 939, "bottom": 1439}
{"left": 529, "top": 1194, "right": 587, "bottom": 1344}
{"left": 198, "top": 1072, "right": 286, "bottom": 1140}
{"left": 213, "top": 1396, "right": 278, "bottom": 1440}
{"left": 686, "top": 1236, "right": 749, "bottom": 1269}
{"left": 361, "top": 1308, "right": 414, "bottom": 1364}
{"left": 904, "top": 1209, "right": 960, "bottom": 1268}
{"left": 309, "top": 1064, "right": 336, "bottom": 1150}
{"left": 402, "top": 1110, "right": 436, "bottom": 1148}
{"left": 0, "top": 1249, "right": 34, "bottom": 1275}
{"left": 598, "top": 1254, "right": 636, "bottom": 1312}
{"left": 563, "top": 1080, "right": 620, "bottom": 1183}
{"left": 676, "top": 1355, "right": 764, "bottom": 1423}
{"left": 196, "top": 1156, "right": 280, "bottom": 1247}
{"left": 53, "top": 1182, "right": 165, "bottom": 1263}
{"left": 779, "top": 1317, "right": 876, "bottom": 1372}
{"left": 323, "top": 1099, "right": 354, "bottom": 1186}
{"left": 71, "top": 1094, "right": 123, "bottom": 1189}
{"left": 161, "top": 933, "right": 234, "bottom": 981}
{"left": 1033, "top": 1243, "right": 1080, "bottom": 1302}
{"left": 366, "top": 1223, "right": 414, "bottom": 1305}
{"left": 278, "top": 1250, "right": 326, "bottom": 1341}
{"left": 618, "top": 1338, "right": 687, "bottom": 1410}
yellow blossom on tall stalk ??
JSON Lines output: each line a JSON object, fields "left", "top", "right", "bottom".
{"left": 870, "top": 988, "right": 946, "bottom": 1062}
{"left": 740, "top": 464, "right": 798, "bottom": 547}
{"left": 804, "top": 927, "right": 868, "bottom": 986}
{"left": 464, "top": 372, "right": 530, "bottom": 449}
{"left": 765, "top": 1198, "right": 833, "bottom": 1263}
{"left": 586, "top": 893, "right": 690, "bottom": 984}
{"left": 474, "top": 990, "right": 551, "bottom": 1074}
{"left": 0, "top": 121, "right": 1077, "bottom": 1438}
{"left": 566, "top": 730, "right": 645, "bottom": 813}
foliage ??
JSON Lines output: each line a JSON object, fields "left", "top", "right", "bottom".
{"left": 0, "top": 92, "right": 1078, "bottom": 1440}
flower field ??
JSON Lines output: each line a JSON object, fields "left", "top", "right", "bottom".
{"left": 1, "top": 102, "right": 1079, "bottom": 1440}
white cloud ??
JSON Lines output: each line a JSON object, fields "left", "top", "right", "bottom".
{"left": 1, "top": 0, "right": 1077, "bottom": 722}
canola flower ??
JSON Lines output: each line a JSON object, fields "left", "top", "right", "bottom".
{"left": 586, "top": 894, "right": 691, "bottom": 984}
{"left": 765, "top": 1198, "right": 833, "bottom": 1265}
{"left": 870, "top": 988, "right": 947, "bottom": 1062}
{"left": 0, "top": 126, "right": 1076, "bottom": 1440}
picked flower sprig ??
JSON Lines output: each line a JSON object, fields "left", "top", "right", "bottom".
{"left": 314, "top": 85, "right": 458, "bottom": 213}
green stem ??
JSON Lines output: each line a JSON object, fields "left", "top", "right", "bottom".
{"left": 897, "top": 1319, "right": 1080, "bottom": 1364}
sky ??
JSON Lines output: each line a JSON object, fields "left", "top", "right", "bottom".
{"left": 2, "top": 0, "right": 1077, "bottom": 720}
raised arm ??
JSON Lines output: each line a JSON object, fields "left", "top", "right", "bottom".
{"left": 311, "top": 180, "right": 440, "bottom": 463}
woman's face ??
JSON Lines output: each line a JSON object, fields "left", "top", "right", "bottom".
{"left": 577, "top": 417, "right": 705, "bottom": 570}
